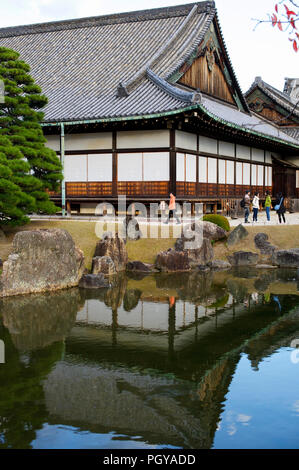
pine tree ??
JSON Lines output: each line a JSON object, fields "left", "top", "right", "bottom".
{"left": 0, "top": 47, "right": 62, "bottom": 225}
{"left": 0, "top": 135, "right": 34, "bottom": 226}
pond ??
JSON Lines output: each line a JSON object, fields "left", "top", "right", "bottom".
{"left": 0, "top": 268, "right": 299, "bottom": 449}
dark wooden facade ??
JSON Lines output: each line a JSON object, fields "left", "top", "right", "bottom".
{"left": 245, "top": 81, "right": 299, "bottom": 198}
{"left": 179, "top": 54, "right": 236, "bottom": 106}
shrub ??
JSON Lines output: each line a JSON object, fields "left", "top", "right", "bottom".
{"left": 202, "top": 214, "right": 230, "bottom": 232}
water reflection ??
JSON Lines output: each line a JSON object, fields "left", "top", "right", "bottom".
{"left": 0, "top": 268, "right": 299, "bottom": 449}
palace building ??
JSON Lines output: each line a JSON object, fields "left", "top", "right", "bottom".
{"left": 1, "top": 1, "right": 299, "bottom": 215}
{"left": 245, "top": 77, "right": 299, "bottom": 199}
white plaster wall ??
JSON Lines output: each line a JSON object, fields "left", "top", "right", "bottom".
{"left": 117, "top": 130, "right": 169, "bottom": 149}
{"left": 175, "top": 130, "right": 197, "bottom": 151}
{"left": 252, "top": 148, "right": 265, "bottom": 163}
{"left": 236, "top": 144, "right": 251, "bottom": 160}
{"left": 199, "top": 136, "right": 217, "bottom": 154}
{"left": 65, "top": 132, "right": 112, "bottom": 150}
{"left": 45, "top": 135, "right": 60, "bottom": 151}
{"left": 219, "top": 140, "right": 235, "bottom": 157}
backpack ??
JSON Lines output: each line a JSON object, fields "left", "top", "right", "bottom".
{"left": 240, "top": 198, "right": 245, "bottom": 208}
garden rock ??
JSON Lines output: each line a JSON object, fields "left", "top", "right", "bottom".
{"left": 175, "top": 233, "right": 214, "bottom": 268}
{"left": 227, "top": 251, "right": 259, "bottom": 267}
{"left": 227, "top": 224, "right": 248, "bottom": 247}
{"left": 209, "top": 260, "right": 232, "bottom": 271}
{"left": 92, "top": 256, "right": 116, "bottom": 276}
{"left": 126, "top": 261, "right": 155, "bottom": 273}
{"left": 94, "top": 232, "right": 128, "bottom": 272}
{"left": 0, "top": 229, "right": 85, "bottom": 297}
{"left": 272, "top": 249, "right": 299, "bottom": 268}
{"left": 123, "top": 215, "right": 142, "bottom": 241}
{"left": 254, "top": 233, "right": 277, "bottom": 256}
{"left": 155, "top": 249, "right": 190, "bottom": 272}
{"left": 79, "top": 273, "right": 109, "bottom": 289}
{"left": 189, "top": 221, "right": 227, "bottom": 241}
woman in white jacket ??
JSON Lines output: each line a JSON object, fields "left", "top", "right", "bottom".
{"left": 252, "top": 192, "right": 259, "bottom": 222}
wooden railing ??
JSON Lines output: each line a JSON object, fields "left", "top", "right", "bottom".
{"left": 66, "top": 182, "right": 113, "bottom": 197}
{"left": 176, "top": 182, "right": 197, "bottom": 196}
{"left": 117, "top": 181, "right": 169, "bottom": 196}
{"left": 47, "top": 182, "right": 273, "bottom": 199}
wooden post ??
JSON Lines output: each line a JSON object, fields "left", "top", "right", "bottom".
{"left": 60, "top": 123, "right": 66, "bottom": 217}
{"left": 112, "top": 131, "right": 117, "bottom": 196}
{"left": 191, "top": 202, "right": 195, "bottom": 216}
{"left": 170, "top": 128, "right": 176, "bottom": 196}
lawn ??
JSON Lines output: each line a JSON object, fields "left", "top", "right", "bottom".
{"left": 0, "top": 219, "right": 298, "bottom": 271}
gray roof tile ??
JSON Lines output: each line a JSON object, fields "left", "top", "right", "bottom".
{"left": 0, "top": 1, "right": 298, "bottom": 149}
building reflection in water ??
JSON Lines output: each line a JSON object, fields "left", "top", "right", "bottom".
{"left": 0, "top": 269, "right": 299, "bottom": 448}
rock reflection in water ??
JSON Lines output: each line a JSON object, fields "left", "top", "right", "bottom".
{"left": 1, "top": 289, "right": 81, "bottom": 352}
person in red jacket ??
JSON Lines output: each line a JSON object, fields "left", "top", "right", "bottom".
{"left": 164, "top": 193, "right": 181, "bottom": 224}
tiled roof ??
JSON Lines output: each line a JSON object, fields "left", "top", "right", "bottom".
{"left": 281, "top": 127, "right": 299, "bottom": 142}
{"left": 245, "top": 77, "right": 299, "bottom": 120}
{"left": 0, "top": 2, "right": 298, "bottom": 149}
{"left": 0, "top": 2, "right": 215, "bottom": 121}
{"left": 200, "top": 95, "right": 299, "bottom": 146}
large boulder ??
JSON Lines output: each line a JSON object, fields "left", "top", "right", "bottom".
{"left": 227, "top": 251, "right": 259, "bottom": 267}
{"left": 92, "top": 256, "right": 116, "bottom": 276}
{"left": 188, "top": 221, "right": 227, "bottom": 242}
{"left": 0, "top": 229, "right": 85, "bottom": 297}
{"left": 94, "top": 232, "right": 128, "bottom": 272}
{"left": 227, "top": 224, "right": 248, "bottom": 247}
{"left": 272, "top": 249, "right": 299, "bottom": 268}
{"left": 155, "top": 249, "right": 191, "bottom": 272}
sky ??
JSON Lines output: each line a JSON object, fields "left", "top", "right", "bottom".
{"left": 0, "top": 0, "right": 298, "bottom": 92}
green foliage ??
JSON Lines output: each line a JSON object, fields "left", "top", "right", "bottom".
{"left": 202, "top": 214, "right": 230, "bottom": 232}
{"left": 0, "top": 47, "right": 63, "bottom": 226}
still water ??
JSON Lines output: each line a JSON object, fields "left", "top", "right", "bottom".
{"left": 0, "top": 268, "right": 299, "bottom": 449}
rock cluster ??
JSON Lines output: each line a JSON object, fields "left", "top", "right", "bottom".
{"left": 155, "top": 224, "right": 216, "bottom": 273}
{"left": 226, "top": 231, "right": 299, "bottom": 269}
{"left": 92, "top": 232, "right": 128, "bottom": 275}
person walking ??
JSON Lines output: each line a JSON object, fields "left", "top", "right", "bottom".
{"left": 252, "top": 192, "right": 259, "bottom": 223}
{"left": 164, "top": 193, "right": 181, "bottom": 224}
{"left": 243, "top": 190, "right": 251, "bottom": 224}
{"left": 264, "top": 190, "right": 272, "bottom": 222}
{"left": 274, "top": 192, "right": 286, "bottom": 224}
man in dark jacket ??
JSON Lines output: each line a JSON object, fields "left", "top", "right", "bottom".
{"left": 275, "top": 193, "right": 286, "bottom": 224}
